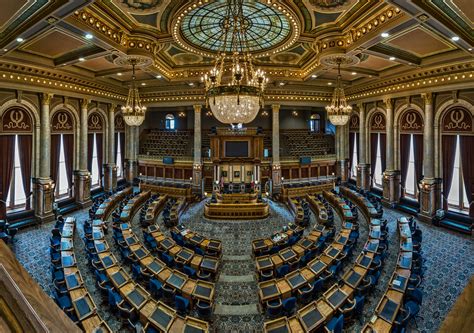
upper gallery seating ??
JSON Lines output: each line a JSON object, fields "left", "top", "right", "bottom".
{"left": 140, "top": 129, "right": 193, "bottom": 157}
{"left": 280, "top": 130, "right": 335, "bottom": 158}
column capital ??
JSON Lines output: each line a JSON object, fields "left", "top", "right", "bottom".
{"left": 383, "top": 97, "right": 394, "bottom": 109}
{"left": 109, "top": 103, "right": 117, "bottom": 113}
{"left": 421, "top": 92, "right": 433, "bottom": 105}
{"left": 356, "top": 103, "right": 365, "bottom": 113}
{"left": 193, "top": 104, "right": 202, "bottom": 112}
{"left": 80, "top": 98, "right": 90, "bottom": 109}
{"left": 40, "top": 93, "right": 53, "bottom": 106}
{"left": 272, "top": 104, "right": 280, "bottom": 112}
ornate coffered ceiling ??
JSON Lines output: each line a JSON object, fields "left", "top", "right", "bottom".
{"left": 0, "top": 0, "right": 472, "bottom": 105}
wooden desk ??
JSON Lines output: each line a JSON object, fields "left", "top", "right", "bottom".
{"left": 259, "top": 280, "right": 281, "bottom": 303}
{"left": 193, "top": 280, "right": 215, "bottom": 302}
{"left": 121, "top": 282, "right": 150, "bottom": 310}
{"left": 264, "top": 317, "right": 290, "bottom": 333}
{"left": 81, "top": 314, "right": 112, "bottom": 333}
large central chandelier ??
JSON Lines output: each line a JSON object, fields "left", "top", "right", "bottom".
{"left": 202, "top": 0, "right": 268, "bottom": 126}
{"left": 121, "top": 59, "right": 147, "bottom": 127}
{"left": 325, "top": 59, "right": 352, "bottom": 126}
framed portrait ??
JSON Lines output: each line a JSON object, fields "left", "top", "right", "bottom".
{"left": 234, "top": 171, "right": 240, "bottom": 178}
{"left": 222, "top": 171, "right": 228, "bottom": 177}
{"left": 246, "top": 171, "right": 252, "bottom": 176}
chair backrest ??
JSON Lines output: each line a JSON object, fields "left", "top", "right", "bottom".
{"left": 175, "top": 295, "right": 189, "bottom": 310}
{"left": 277, "top": 264, "right": 289, "bottom": 277}
{"left": 283, "top": 297, "right": 296, "bottom": 311}
{"left": 334, "top": 314, "right": 344, "bottom": 333}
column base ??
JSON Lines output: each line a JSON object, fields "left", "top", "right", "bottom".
{"left": 32, "top": 177, "right": 55, "bottom": 223}
{"left": 336, "top": 159, "right": 349, "bottom": 183}
{"left": 124, "top": 159, "right": 137, "bottom": 184}
{"left": 192, "top": 164, "right": 203, "bottom": 196}
{"left": 382, "top": 170, "right": 401, "bottom": 207}
{"left": 418, "top": 178, "right": 442, "bottom": 223}
{"left": 271, "top": 164, "right": 281, "bottom": 195}
{"left": 356, "top": 164, "right": 371, "bottom": 190}
{"left": 74, "top": 170, "right": 92, "bottom": 208}
{"left": 103, "top": 164, "right": 117, "bottom": 192}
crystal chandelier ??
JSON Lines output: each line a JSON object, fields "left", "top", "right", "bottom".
{"left": 121, "top": 60, "right": 146, "bottom": 127}
{"left": 201, "top": 0, "right": 268, "bottom": 126}
{"left": 325, "top": 60, "right": 352, "bottom": 126}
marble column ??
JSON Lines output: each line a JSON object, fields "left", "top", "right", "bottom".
{"left": 74, "top": 98, "right": 92, "bottom": 207}
{"left": 357, "top": 104, "right": 370, "bottom": 190}
{"left": 124, "top": 125, "right": 138, "bottom": 183}
{"left": 382, "top": 98, "right": 401, "bottom": 207}
{"left": 103, "top": 104, "right": 117, "bottom": 192}
{"left": 271, "top": 105, "right": 281, "bottom": 192}
{"left": 419, "top": 93, "right": 441, "bottom": 222}
{"left": 335, "top": 124, "right": 349, "bottom": 182}
{"left": 33, "top": 93, "right": 55, "bottom": 222}
{"left": 192, "top": 105, "right": 203, "bottom": 195}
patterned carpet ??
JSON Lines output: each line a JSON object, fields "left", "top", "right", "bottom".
{"left": 10, "top": 195, "right": 474, "bottom": 333}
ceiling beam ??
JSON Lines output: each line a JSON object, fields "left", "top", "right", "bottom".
{"left": 54, "top": 45, "right": 108, "bottom": 66}
{"left": 367, "top": 44, "right": 421, "bottom": 65}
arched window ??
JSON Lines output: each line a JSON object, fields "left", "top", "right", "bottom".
{"left": 165, "top": 114, "right": 175, "bottom": 130}
{"left": 6, "top": 135, "right": 27, "bottom": 209}
{"left": 448, "top": 135, "right": 470, "bottom": 211}
{"left": 374, "top": 133, "right": 383, "bottom": 188}
{"left": 91, "top": 133, "right": 100, "bottom": 187}
{"left": 351, "top": 138, "right": 358, "bottom": 179}
{"left": 116, "top": 132, "right": 123, "bottom": 178}
{"left": 309, "top": 114, "right": 321, "bottom": 132}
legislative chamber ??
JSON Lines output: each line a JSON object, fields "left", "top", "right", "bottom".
{"left": 0, "top": 1, "right": 472, "bottom": 333}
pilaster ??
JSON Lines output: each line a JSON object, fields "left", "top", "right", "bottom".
{"left": 382, "top": 170, "right": 401, "bottom": 207}
{"left": 418, "top": 178, "right": 442, "bottom": 223}
{"left": 356, "top": 163, "right": 371, "bottom": 190}
{"left": 75, "top": 98, "right": 92, "bottom": 207}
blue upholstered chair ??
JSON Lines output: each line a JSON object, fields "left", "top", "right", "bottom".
{"left": 297, "top": 284, "right": 314, "bottom": 305}
{"left": 325, "top": 313, "right": 344, "bottom": 333}
{"left": 266, "top": 299, "right": 282, "bottom": 319}
{"left": 276, "top": 264, "right": 289, "bottom": 278}
{"left": 282, "top": 296, "right": 297, "bottom": 315}
{"left": 149, "top": 278, "right": 163, "bottom": 299}
{"left": 174, "top": 295, "right": 190, "bottom": 315}
{"left": 196, "top": 300, "right": 212, "bottom": 321}
{"left": 184, "top": 265, "right": 197, "bottom": 278}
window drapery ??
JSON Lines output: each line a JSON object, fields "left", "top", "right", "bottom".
{"left": 413, "top": 134, "right": 424, "bottom": 183}
{"left": 50, "top": 134, "right": 61, "bottom": 185}
{"left": 0, "top": 136, "right": 15, "bottom": 219}
{"left": 370, "top": 133, "right": 378, "bottom": 177}
{"left": 18, "top": 135, "right": 32, "bottom": 209}
{"left": 442, "top": 135, "right": 457, "bottom": 209}
{"left": 460, "top": 135, "right": 474, "bottom": 217}
{"left": 400, "top": 134, "right": 411, "bottom": 188}
{"left": 62, "top": 134, "right": 74, "bottom": 188}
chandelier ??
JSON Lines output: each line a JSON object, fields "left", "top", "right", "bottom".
{"left": 201, "top": 0, "right": 268, "bottom": 126}
{"left": 325, "top": 59, "right": 352, "bottom": 126}
{"left": 121, "top": 59, "right": 147, "bottom": 127}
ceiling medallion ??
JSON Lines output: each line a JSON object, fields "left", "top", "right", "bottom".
{"left": 201, "top": 0, "right": 268, "bottom": 126}
{"left": 325, "top": 55, "right": 353, "bottom": 126}
{"left": 306, "top": 0, "right": 357, "bottom": 13}
{"left": 172, "top": 0, "right": 301, "bottom": 58}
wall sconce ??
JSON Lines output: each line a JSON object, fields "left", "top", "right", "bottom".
{"left": 178, "top": 111, "right": 186, "bottom": 118}
{"left": 206, "top": 111, "right": 213, "bottom": 117}
{"left": 292, "top": 110, "right": 298, "bottom": 117}
{"left": 261, "top": 110, "right": 269, "bottom": 117}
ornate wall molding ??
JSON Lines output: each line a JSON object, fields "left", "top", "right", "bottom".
{"left": 1, "top": 107, "right": 33, "bottom": 133}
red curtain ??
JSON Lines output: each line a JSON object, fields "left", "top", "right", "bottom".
{"left": 400, "top": 134, "right": 411, "bottom": 189}
{"left": 63, "top": 134, "right": 74, "bottom": 188}
{"left": 460, "top": 135, "right": 474, "bottom": 217}
{"left": 442, "top": 135, "right": 457, "bottom": 209}
{"left": 370, "top": 133, "right": 378, "bottom": 177}
{"left": 0, "top": 136, "right": 15, "bottom": 219}
{"left": 96, "top": 133, "right": 103, "bottom": 183}
{"left": 413, "top": 134, "right": 424, "bottom": 183}
{"left": 18, "top": 135, "right": 32, "bottom": 210}
{"left": 87, "top": 133, "right": 94, "bottom": 172}
{"left": 349, "top": 132, "right": 355, "bottom": 171}
{"left": 50, "top": 134, "right": 61, "bottom": 185}
{"left": 380, "top": 133, "right": 386, "bottom": 173}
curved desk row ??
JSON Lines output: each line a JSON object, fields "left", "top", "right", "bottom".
{"left": 323, "top": 190, "right": 355, "bottom": 221}
{"left": 252, "top": 224, "right": 305, "bottom": 256}
{"left": 120, "top": 190, "right": 151, "bottom": 222}
{"left": 95, "top": 187, "right": 133, "bottom": 220}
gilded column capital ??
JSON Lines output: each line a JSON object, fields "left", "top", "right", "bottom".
{"left": 80, "top": 98, "right": 90, "bottom": 110}
{"left": 109, "top": 103, "right": 117, "bottom": 113}
{"left": 193, "top": 104, "right": 202, "bottom": 113}
{"left": 40, "top": 93, "right": 54, "bottom": 106}
{"left": 272, "top": 104, "right": 280, "bottom": 112}
{"left": 383, "top": 97, "right": 394, "bottom": 110}
{"left": 421, "top": 92, "right": 433, "bottom": 105}
{"left": 356, "top": 103, "right": 365, "bottom": 113}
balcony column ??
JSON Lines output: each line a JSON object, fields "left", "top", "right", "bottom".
{"left": 193, "top": 105, "right": 203, "bottom": 195}
{"left": 74, "top": 98, "right": 92, "bottom": 207}
{"left": 357, "top": 103, "right": 370, "bottom": 190}
{"left": 419, "top": 92, "right": 441, "bottom": 222}
{"left": 382, "top": 98, "right": 401, "bottom": 207}
{"left": 33, "top": 93, "right": 55, "bottom": 222}
{"left": 103, "top": 104, "right": 117, "bottom": 192}
{"left": 271, "top": 105, "right": 281, "bottom": 193}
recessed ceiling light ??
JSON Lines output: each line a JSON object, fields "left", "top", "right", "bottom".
{"left": 2, "top": 48, "right": 7, "bottom": 52}
{"left": 328, "top": 82, "right": 333, "bottom": 85}
{"left": 78, "top": 57, "right": 85, "bottom": 61}
{"left": 389, "top": 56, "right": 396, "bottom": 61}
{"left": 16, "top": 37, "right": 24, "bottom": 43}
{"left": 141, "top": 82, "right": 146, "bottom": 86}
{"left": 279, "top": 82, "right": 285, "bottom": 86}
{"left": 156, "top": 75, "right": 162, "bottom": 79}
{"left": 311, "top": 74, "right": 317, "bottom": 78}
{"left": 451, "top": 36, "right": 460, "bottom": 41}
{"left": 351, "top": 72, "right": 357, "bottom": 75}
{"left": 117, "top": 73, "right": 122, "bottom": 76}
{"left": 188, "top": 82, "right": 194, "bottom": 86}
{"left": 381, "top": 32, "right": 390, "bottom": 38}
{"left": 85, "top": 33, "right": 93, "bottom": 40}
{"left": 468, "top": 48, "right": 472, "bottom": 51}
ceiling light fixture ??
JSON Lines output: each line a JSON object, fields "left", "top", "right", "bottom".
{"left": 328, "top": 82, "right": 333, "bottom": 85}
{"left": 389, "top": 56, "right": 396, "bottom": 60}
{"left": 279, "top": 82, "right": 285, "bottom": 86}
{"left": 201, "top": 0, "right": 267, "bottom": 126}
{"left": 451, "top": 36, "right": 460, "bottom": 41}
{"left": 121, "top": 59, "right": 147, "bottom": 126}
{"left": 78, "top": 57, "right": 85, "bottom": 61}
{"left": 16, "top": 37, "right": 24, "bottom": 43}
{"left": 85, "top": 33, "right": 93, "bottom": 40}
{"left": 141, "top": 82, "right": 146, "bottom": 86}
{"left": 188, "top": 82, "right": 194, "bottom": 86}
{"left": 325, "top": 58, "right": 352, "bottom": 126}
{"left": 311, "top": 74, "right": 317, "bottom": 78}
{"left": 156, "top": 75, "right": 162, "bottom": 79}
{"left": 117, "top": 73, "right": 122, "bottom": 76}
{"left": 351, "top": 72, "right": 357, "bottom": 75}
{"left": 381, "top": 32, "right": 390, "bottom": 38}
{"left": 2, "top": 48, "right": 7, "bottom": 52}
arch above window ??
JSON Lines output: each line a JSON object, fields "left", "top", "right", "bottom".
{"left": 1, "top": 107, "right": 33, "bottom": 133}
{"left": 165, "top": 113, "right": 175, "bottom": 130}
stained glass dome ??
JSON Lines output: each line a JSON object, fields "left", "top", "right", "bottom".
{"left": 178, "top": 0, "right": 293, "bottom": 54}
